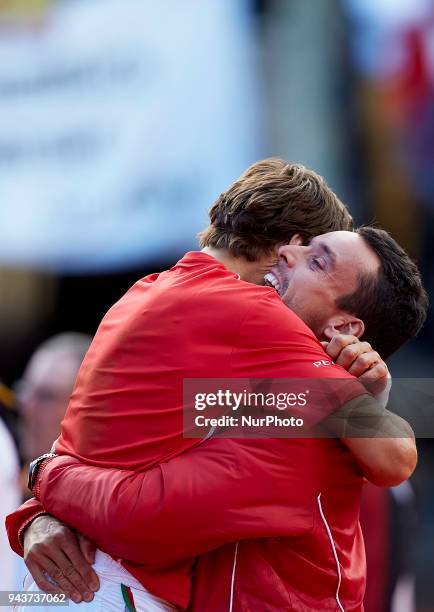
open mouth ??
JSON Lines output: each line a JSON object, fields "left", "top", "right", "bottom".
{"left": 264, "top": 272, "right": 281, "bottom": 294}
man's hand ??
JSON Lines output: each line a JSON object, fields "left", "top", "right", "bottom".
{"left": 322, "top": 334, "right": 390, "bottom": 398}
{"left": 23, "top": 515, "right": 99, "bottom": 603}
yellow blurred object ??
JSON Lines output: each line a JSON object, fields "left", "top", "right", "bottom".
{"left": 0, "top": 0, "right": 51, "bottom": 23}
{"left": 0, "top": 382, "right": 14, "bottom": 410}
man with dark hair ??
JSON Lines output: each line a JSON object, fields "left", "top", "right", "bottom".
{"left": 272, "top": 228, "right": 428, "bottom": 360}
{"left": 6, "top": 161, "right": 427, "bottom": 611}
{"left": 337, "top": 227, "right": 427, "bottom": 358}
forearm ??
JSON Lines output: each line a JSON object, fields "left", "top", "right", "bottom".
{"left": 35, "top": 438, "right": 318, "bottom": 564}
{"left": 328, "top": 394, "right": 417, "bottom": 486}
{"left": 6, "top": 498, "right": 48, "bottom": 556}
{"left": 344, "top": 412, "right": 417, "bottom": 487}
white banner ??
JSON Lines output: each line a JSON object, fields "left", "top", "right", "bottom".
{"left": 0, "top": 0, "right": 258, "bottom": 272}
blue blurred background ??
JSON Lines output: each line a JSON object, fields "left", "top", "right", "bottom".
{"left": 0, "top": 1, "right": 433, "bottom": 610}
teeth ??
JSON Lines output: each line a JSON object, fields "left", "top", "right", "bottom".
{"left": 264, "top": 273, "right": 280, "bottom": 293}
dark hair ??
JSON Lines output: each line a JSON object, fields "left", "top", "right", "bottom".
{"left": 198, "top": 158, "right": 353, "bottom": 261}
{"left": 337, "top": 227, "right": 428, "bottom": 358}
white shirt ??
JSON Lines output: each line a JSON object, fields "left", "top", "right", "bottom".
{"left": 0, "top": 417, "right": 21, "bottom": 590}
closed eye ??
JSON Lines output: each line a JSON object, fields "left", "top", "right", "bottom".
{"left": 310, "top": 256, "right": 326, "bottom": 271}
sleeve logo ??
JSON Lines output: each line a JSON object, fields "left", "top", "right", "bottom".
{"left": 312, "top": 359, "right": 335, "bottom": 368}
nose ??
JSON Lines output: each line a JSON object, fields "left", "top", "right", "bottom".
{"left": 277, "top": 244, "right": 305, "bottom": 267}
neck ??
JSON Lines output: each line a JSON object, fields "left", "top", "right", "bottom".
{"left": 201, "top": 247, "right": 274, "bottom": 284}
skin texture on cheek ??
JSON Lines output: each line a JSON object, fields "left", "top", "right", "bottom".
{"left": 284, "top": 296, "right": 328, "bottom": 339}
{"left": 281, "top": 266, "right": 335, "bottom": 338}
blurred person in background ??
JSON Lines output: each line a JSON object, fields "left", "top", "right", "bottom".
{"left": 16, "top": 333, "right": 92, "bottom": 497}
{"left": 361, "top": 481, "right": 417, "bottom": 612}
{"left": 0, "top": 382, "right": 21, "bottom": 590}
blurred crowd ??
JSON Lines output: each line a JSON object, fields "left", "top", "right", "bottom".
{"left": 0, "top": 334, "right": 91, "bottom": 590}
{"left": 0, "top": 1, "right": 433, "bottom": 610}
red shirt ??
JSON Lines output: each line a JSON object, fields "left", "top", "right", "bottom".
{"left": 7, "top": 252, "right": 368, "bottom": 610}
{"left": 189, "top": 440, "right": 366, "bottom": 611}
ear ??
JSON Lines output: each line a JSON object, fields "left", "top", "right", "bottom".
{"left": 289, "top": 233, "right": 304, "bottom": 246}
{"left": 322, "top": 315, "right": 365, "bottom": 340}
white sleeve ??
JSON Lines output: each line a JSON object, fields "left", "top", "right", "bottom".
{"left": 0, "top": 419, "right": 21, "bottom": 590}
{"left": 374, "top": 373, "right": 392, "bottom": 409}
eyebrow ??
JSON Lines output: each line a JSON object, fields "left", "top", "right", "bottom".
{"left": 311, "top": 239, "right": 337, "bottom": 271}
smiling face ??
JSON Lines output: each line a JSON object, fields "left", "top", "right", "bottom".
{"left": 264, "top": 231, "right": 381, "bottom": 340}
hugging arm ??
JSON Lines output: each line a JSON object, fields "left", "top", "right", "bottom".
{"left": 8, "top": 332, "right": 414, "bottom": 559}
{"left": 28, "top": 434, "right": 320, "bottom": 564}
{"left": 13, "top": 390, "right": 415, "bottom": 570}
{"left": 321, "top": 334, "right": 416, "bottom": 486}
{"left": 231, "top": 303, "right": 416, "bottom": 487}
{"left": 6, "top": 329, "right": 415, "bottom": 598}
{"left": 6, "top": 437, "right": 319, "bottom": 600}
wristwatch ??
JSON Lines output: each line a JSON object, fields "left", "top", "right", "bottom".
{"left": 28, "top": 452, "right": 57, "bottom": 492}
